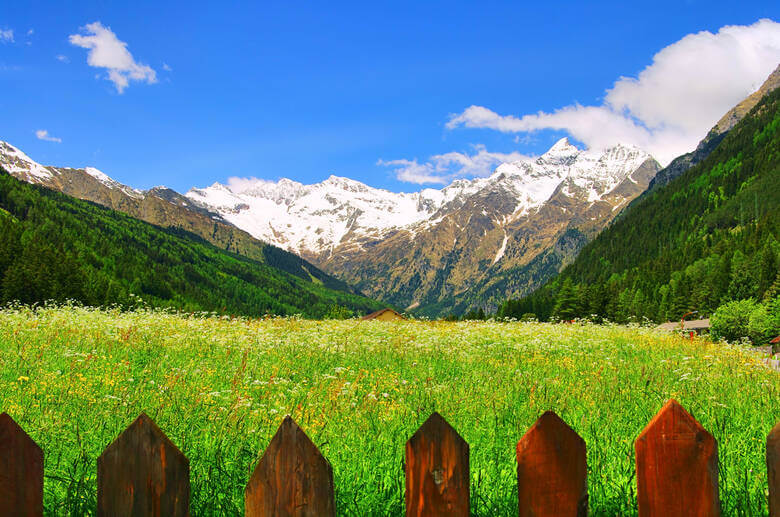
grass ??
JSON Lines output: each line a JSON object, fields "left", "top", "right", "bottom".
{"left": 0, "top": 305, "right": 778, "bottom": 516}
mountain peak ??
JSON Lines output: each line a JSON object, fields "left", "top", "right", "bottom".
{"left": 0, "top": 140, "right": 55, "bottom": 181}
{"left": 545, "top": 137, "right": 579, "bottom": 156}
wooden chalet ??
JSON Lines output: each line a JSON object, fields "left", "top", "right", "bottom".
{"left": 361, "top": 308, "right": 406, "bottom": 321}
{"left": 656, "top": 318, "right": 711, "bottom": 334}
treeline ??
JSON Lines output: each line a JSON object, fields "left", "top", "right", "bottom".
{"left": 0, "top": 170, "right": 383, "bottom": 318}
{"left": 499, "top": 87, "right": 780, "bottom": 333}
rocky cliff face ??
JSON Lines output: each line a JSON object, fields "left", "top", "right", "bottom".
{"left": 189, "top": 139, "right": 660, "bottom": 314}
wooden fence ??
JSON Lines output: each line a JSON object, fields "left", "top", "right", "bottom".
{"left": 1, "top": 399, "right": 779, "bottom": 516}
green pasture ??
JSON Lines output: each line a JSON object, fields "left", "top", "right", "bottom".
{"left": 0, "top": 306, "right": 777, "bottom": 515}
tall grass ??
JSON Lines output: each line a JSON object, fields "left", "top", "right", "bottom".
{"left": 0, "top": 305, "right": 777, "bottom": 515}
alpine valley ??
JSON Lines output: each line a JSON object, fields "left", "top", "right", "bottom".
{"left": 3, "top": 63, "right": 777, "bottom": 318}
{"left": 1, "top": 138, "right": 660, "bottom": 316}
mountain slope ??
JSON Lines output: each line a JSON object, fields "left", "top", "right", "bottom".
{"left": 0, "top": 142, "right": 360, "bottom": 295}
{"left": 645, "top": 63, "right": 780, "bottom": 193}
{"left": 0, "top": 168, "right": 383, "bottom": 317}
{"left": 501, "top": 85, "right": 780, "bottom": 322}
{"left": 189, "top": 140, "right": 659, "bottom": 315}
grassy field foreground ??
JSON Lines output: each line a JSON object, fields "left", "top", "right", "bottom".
{"left": 0, "top": 306, "right": 778, "bottom": 516}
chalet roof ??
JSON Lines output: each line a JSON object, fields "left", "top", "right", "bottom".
{"left": 361, "top": 308, "right": 405, "bottom": 320}
{"left": 656, "top": 318, "right": 711, "bottom": 331}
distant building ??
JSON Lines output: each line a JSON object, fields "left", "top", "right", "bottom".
{"left": 361, "top": 308, "right": 406, "bottom": 321}
{"left": 656, "top": 318, "right": 711, "bottom": 334}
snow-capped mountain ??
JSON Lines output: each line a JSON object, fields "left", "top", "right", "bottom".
{"left": 186, "top": 139, "right": 660, "bottom": 313}
{"left": 186, "top": 138, "right": 655, "bottom": 257}
{"left": 187, "top": 176, "right": 443, "bottom": 257}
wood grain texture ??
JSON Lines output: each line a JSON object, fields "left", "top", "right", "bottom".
{"left": 769, "top": 421, "right": 780, "bottom": 517}
{"left": 635, "top": 400, "right": 720, "bottom": 517}
{"left": 405, "top": 412, "right": 469, "bottom": 517}
{"left": 0, "top": 413, "right": 44, "bottom": 517}
{"left": 245, "top": 416, "right": 335, "bottom": 517}
{"left": 516, "top": 411, "right": 587, "bottom": 516}
{"left": 97, "top": 413, "right": 190, "bottom": 517}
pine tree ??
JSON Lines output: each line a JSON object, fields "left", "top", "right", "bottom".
{"left": 728, "top": 250, "right": 757, "bottom": 301}
{"left": 552, "top": 279, "right": 580, "bottom": 321}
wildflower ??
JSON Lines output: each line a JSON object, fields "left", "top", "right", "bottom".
{"left": 17, "top": 376, "right": 29, "bottom": 382}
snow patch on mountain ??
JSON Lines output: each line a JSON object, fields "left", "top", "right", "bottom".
{"left": 84, "top": 166, "right": 145, "bottom": 199}
{"left": 0, "top": 141, "right": 55, "bottom": 181}
{"left": 493, "top": 232, "right": 509, "bottom": 264}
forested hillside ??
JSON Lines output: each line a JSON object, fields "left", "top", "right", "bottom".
{"left": 0, "top": 169, "right": 383, "bottom": 317}
{"left": 500, "top": 88, "right": 780, "bottom": 327}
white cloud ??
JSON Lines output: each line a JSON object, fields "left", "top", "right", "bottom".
{"left": 377, "top": 158, "right": 449, "bottom": 185}
{"left": 379, "top": 145, "right": 531, "bottom": 184}
{"left": 26, "top": 29, "right": 33, "bottom": 36}
{"left": 447, "top": 19, "right": 780, "bottom": 165}
{"left": 162, "top": 62, "right": 172, "bottom": 72}
{"left": 0, "top": 29, "right": 13, "bottom": 43}
{"left": 35, "top": 130, "right": 62, "bottom": 143}
{"left": 69, "top": 21, "right": 157, "bottom": 93}
{"left": 225, "top": 176, "right": 277, "bottom": 193}
{"left": 56, "top": 54, "right": 69, "bottom": 63}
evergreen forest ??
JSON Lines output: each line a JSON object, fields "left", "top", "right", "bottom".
{"left": 0, "top": 169, "right": 383, "bottom": 318}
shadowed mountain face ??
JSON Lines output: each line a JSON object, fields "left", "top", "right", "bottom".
{"left": 188, "top": 140, "right": 660, "bottom": 315}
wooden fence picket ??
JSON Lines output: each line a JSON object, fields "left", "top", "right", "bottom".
{"left": 516, "top": 411, "right": 587, "bottom": 516}
{"left": 0, "top": 413, "right": 44, "bottom": 517}
{"left": 635, "top": 400, "right": 719, "bottom": 517}
{"left": 404, "top": 412, "right": 469, "bottom": 517}
{"left": 769, "top": 422, "right": 780, "bottom": 517}
{"left": 244, "top": 415, "right": 335, "bottom": 517}
{"left": 1, "top": 406, "right": 777, "bottom": 515}
{"left": 97, "top": 413, "right": 190, "bottom": 517}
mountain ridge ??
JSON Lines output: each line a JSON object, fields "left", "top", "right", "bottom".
{"left": 645, "top": 63, "right": 780, "bottom": 193}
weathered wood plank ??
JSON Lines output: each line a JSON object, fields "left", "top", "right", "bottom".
{"left": 635, "top": 399, "right": 719, "bottom": 517}
{"left": 516, "top": 411, "right": 587, "bottom": 516}
{"left": 245, "top": 415, "right": 335, "bottom": 517}
{"left": 0, "top": 412, "right": 44, "bottom": 517}
{"left": 97, "top": 413, "right": 190, "bottom": 517}
{"left": 769, "top": 421, "right": 780, "bottom": 517}
{"left": 405, "top": 412, "right": 469, "bottom": 517}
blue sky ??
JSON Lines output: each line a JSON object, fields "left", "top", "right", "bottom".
{"left": 1, "top": 1, "right": 779, "bottom": 193}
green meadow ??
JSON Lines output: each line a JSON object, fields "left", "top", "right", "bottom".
{"left": 0, "top": 305, "right": 778, "bottom": 516}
